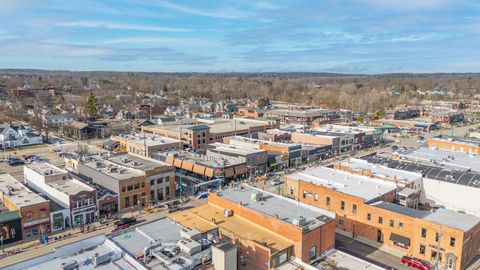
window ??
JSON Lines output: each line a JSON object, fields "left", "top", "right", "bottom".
{"left": 399, "top": 222, "right": 404, "bottom": 230}
{"left": 134, "top": 183, "right": 140, "bottom": 189}
{"left": 352, "top": 204, "right": 357, "bottom": 214}
{"left": 431, "top": 251, "right": 442, "bottom": 262}
{"left": 367, "top": 213, "right": 371, "bottom": 221}
{"left": 340, "top": 201, "right": 345, "bottom": 211}
{"left": 25, "top": 211, "right": 33, "bottom": 221}
{"left": 133, "top": 195, "right": 138, "bottom": 205}
{"left": 419, "top": 245, "right": 426, "bottom": 255}
{"left": 389, "top": 220, "right": 394, "bottom": 228}
{"left": 141, "top": 182, "right": 145, "bottom": 188}
{"left": 421, "top": 228, "right": 427, "bottom": 238}
{"left": 39, "top": 208, "right": 47, "bottom": 218}
{"left": 435, "top": 232, "right": 441, "bottom": 242}
{"left": 378, "top": 216, "right": 383, "bottom": 224}
{"left": 326, "top": 196, "right": 330, "bottom": 206}
{"left": 314, "top": 193, "right": 318, "bottom": 202}
{"left": 303, "top": 191, "right": 307, "bottom": 199}
{"left": 450, "top": 237, "right": 456, "bottom": 247}
{"left": 339, "top": 219, "right": 344, "bottom": 225}
{"left": 141, "top": 192, "right": 146, "bottom": 197}
{"left": 150, "top": 180, "right": 154, "bottom": 186}
{"left": 150, "top": 190, "right": 155, "bottom": 200}
{"left": 122, "top": 186, "right": 126, "bottom": 192}
{"left": 157, "top": 178, "right": 163, "bottom": 184}
{"left": 74, "top": 201, "right": 82, "bottom": 208}
{"left": 310, "top": 245, "right": 317, "bottom": 260}
{"left": 125, "top": 197, "right": 130, "bottom": 207}
{"left": 127, "top": 185, "right": 133, "bottom": 191}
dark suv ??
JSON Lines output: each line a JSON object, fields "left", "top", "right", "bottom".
{"left": 114, "top": 217, "right": 137, "bottom": 227}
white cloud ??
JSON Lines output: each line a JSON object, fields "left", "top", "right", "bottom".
{"left": 55, "top": 21, "right": 191, "bottom": 32}
{"left": 255, "top": 2, "right": 281, "bottom": 10}
{"left": 155, "top": 1, "right": 249, "bottom": 19}
{"left": 355, "top": 0, "right": 456, "bottom": 11}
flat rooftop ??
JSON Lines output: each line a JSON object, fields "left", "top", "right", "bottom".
{"left": 371, "top": 201, "right": 480, "bottom": 231}
{"left": 10, "top": 236, "right": 139, "bottom": 270}
{"left": 361, "top": 154, "right": 480, "bottom": 189}
{"left": 81, "top": 153, "right": 172, "bottom": 180}
{"left": 111, "top": 218, "right": 183, "bottom": 256}
{"left": 26, "top": 162, "right": 67, "bottom": 177}
{"left": 108, "top": 153, "right": 171, "bottom": 171}
{"left": 339, "top": 158, "right": 422, "bottom": 183}
{"left": 398, "top": 147, "right": 480, "bottom": 172}
{"left": 228, "top": 135, "right": 301, "bottom": 149}
{"left": 146, "top": 118, "right": 273, "bottom": 134}
{"left": 288, "top": 166, "right": 397, "bottom": 202}
{"left": 81, "top": 155, "right": 143, "bottom": 180}
{"left": 267, "top": 109, "right": 336, "bottom": 118}
{"left": 430, "top": 135, "right": 480, "bottom": 146}
{"left": 113, "top": 133, "right": 181, "bottom": 146}
{"left": 47, "top": 178, "right": 94, "bottom": 196}
{"left": 206, "top": 142, "right": 267, "bottom": 156}
{"left": 170, "top": 203, "right": 294, "bottom": 252}
{"left": 219, "top": 184, "right": 335, "bottom": 229}
{"left": 0, "top": 173, "right": 48, "bottom": 208}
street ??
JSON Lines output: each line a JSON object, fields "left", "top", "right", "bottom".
{"left": 335, "top": 233, "right": 410, "bottom": 270}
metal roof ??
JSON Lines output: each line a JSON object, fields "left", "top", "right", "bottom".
{"left": 361, "top": 155, "right": 480, "bottom": 189}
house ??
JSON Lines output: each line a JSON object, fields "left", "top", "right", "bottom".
{"left": 62, "top": 121, "right": 106, "bottom": 140}
{"left": 0, "top": 123, "right": 42, "bottom": 149}
{"left": 43, "top": 113, "right": 77, "bottom": 125}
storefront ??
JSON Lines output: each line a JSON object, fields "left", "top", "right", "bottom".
{"left": 23, "top": 218, "right": 50, "bottom": 237}
{"left": 71, "top": 205, "right": 97, "bottom": 226}
{"left": 50, "top": 208, "right": 70, "bottom": 232}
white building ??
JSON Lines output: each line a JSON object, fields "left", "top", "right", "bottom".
{"left": 0, "top": 123, "right": 42, "bottom": 149}
{"left": 24, "top": 162, "right": 98, "bottom": 227}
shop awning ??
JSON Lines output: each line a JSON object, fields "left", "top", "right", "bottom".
{"left": 389, "top": 233, "right": 410, "bottom": 246}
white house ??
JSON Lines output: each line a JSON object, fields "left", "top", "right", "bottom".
{"left": 0, "top": 123, "right": 42, "bottom": 149}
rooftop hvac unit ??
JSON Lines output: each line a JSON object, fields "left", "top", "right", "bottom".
{"left": 292, "top": 216, "right": 307, "bottom": 227}
{"left": 223, "top": 208, "right": 233, "bottom": 217}
{"left": 251, "top": 192, "right": 263, "bottom": 202}
{"left": 94, "top": 252, "right": 111, "bottom": 266}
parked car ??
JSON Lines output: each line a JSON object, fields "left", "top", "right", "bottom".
{"left": 270, "top": 178, "right": 282, "bottom": 186}
{"left": 196, "top": 193, "right": 208, "bottom": 199}
{"left": 391, "top": 145, "right": 399, "bottom": 151}
{"left": 401, "top": 256, "right": 432, "bottom": 270}
{"left": 114, "top": 217, "right": 137, "bottom": 227}
{"left": 167, "top": 205, "right": 181, "bottom": 213}
{"left": 111, "top": 224, "right": 130, "bottom": 233}
{"left": 8, "top": 158, "right": 24, "bottom": 166}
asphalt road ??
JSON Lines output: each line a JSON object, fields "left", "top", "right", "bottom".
{"left": 335, "top": 233, "right": 410, "bottom": 270}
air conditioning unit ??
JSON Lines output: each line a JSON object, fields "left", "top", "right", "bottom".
{"left": 292, "top": 216, "right": 307, "bottom": 227}
{"left": 223, "top": 208, "right": 233, "bottom": 217}
{"left": 251, "top": 192, "right": 263, "bottom": 201}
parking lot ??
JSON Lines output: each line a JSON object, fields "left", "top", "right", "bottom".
{"left": 0, "top": 138, "right": 106, "bottom": 182}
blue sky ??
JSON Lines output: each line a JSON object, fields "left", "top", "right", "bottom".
{"left": 0, "top": 0, "right": 479, "bottom": 73}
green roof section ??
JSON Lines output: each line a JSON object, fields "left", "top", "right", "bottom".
{"left": 186, "top": 124, "right": 211, "bottom": 131}
{"left": 0, "top": 210, "right": 21, "bottom": 223}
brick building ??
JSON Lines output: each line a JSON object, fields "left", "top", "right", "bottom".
{"left": 285, "top": 166, "right": 480, "bottom": 270}
{"left": 170, "top": 184, "right": 336, "bottom": 269}
{"left": 78, "top": 153, "right": 175, "bottom": 210}
{"left": 0, "top": 173, "right": 51, "bottom": 238}
{"left": 24, "top": 162, "right": 97, "bottom": 227}
{"left": 111, "top": 133, "right": 182, "bottom": 157}
{"left": 427, "top": 135, "right": 480, "bottom": 154}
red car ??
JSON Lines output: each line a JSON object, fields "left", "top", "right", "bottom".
{"left": 111, "top": 224, "right": 130, "bottom": 233}
{"left": 401, "top": 256, "right": 432, "bottom": 270}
